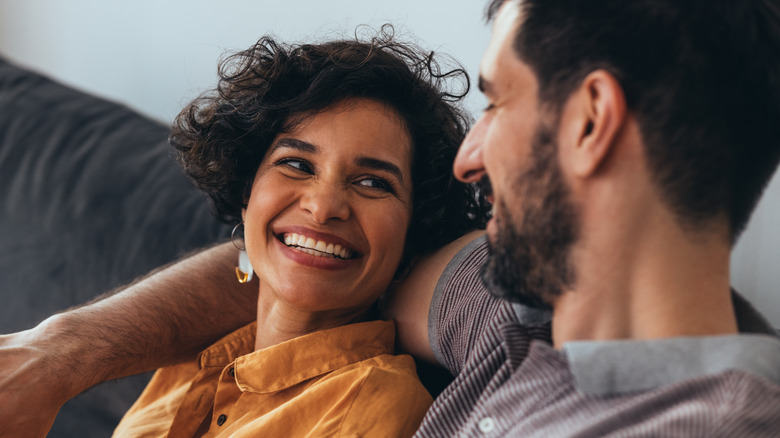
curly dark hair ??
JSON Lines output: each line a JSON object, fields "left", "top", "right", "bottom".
{"left": 170, "top": 26, "right": 489, "bottom": 266}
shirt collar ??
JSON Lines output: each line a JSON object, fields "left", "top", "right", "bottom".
{"left": 198, "top": 322, "right": 257, "bottom": 368}
{"left": 559, "top": 290, "right": 780, "bottom": 395}
{"left": 563, "top": 334, "right": 780, "bottom": 396}
{"left": 510, "top": 302, "right": 552, "bottom": 326}
{"left": 231, "top": 320, "right": 395, "bottom": 394}
{"left": 512, "top": 290, "right": 779, "bottom": 395}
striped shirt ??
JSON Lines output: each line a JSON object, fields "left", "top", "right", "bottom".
{"left": 415, "top": 236, "right": 780, "bottom": 437}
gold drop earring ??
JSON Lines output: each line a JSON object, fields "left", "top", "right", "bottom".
{"left": 231, "top": 222, "right": 254, "bottom": 283}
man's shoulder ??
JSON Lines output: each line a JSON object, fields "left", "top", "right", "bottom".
{"left": 708, "top": 370, "right": 780, "bottom": 436}
{"left": 447, "top": 335, "right": 780, "bottom": 437}
{"left": 490, "top": 357, "right": 780, "bottom": 437}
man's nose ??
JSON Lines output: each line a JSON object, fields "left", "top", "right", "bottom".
{"left": 453, "top": 115, "right": 487, "bottom": 183}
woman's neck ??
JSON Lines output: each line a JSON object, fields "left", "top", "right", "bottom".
{"left": 253, "top": 287, "right": 378, "bottom": 351}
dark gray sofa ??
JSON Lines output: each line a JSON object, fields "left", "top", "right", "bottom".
{"left": 0, "top": 56, "right": 231, "bottom": 437}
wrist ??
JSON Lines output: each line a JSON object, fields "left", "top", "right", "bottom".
{"left": 32, "top": 312, "right": 108, "bottom": 399}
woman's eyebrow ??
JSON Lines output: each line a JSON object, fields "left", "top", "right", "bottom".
{"left": 355, "top": 156, "right": 404, "bottom": 182}
{"left": 270, "top": 137, "right": 318, "bottom": 154}
{"left": 271, "top": 138, "right": 403, "bottom": 182}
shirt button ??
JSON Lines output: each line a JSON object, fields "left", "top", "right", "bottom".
{"left": 478, "top": 417, "right": 495, "bottom": 433}
{"left": 217, "top": 414, "right": 227, "bottom": 426}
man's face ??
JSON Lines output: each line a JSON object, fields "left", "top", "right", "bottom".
{"left": 453, "top": 0, "right": 579, "bottom": 307}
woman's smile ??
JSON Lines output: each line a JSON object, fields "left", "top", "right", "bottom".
{"left": 282, "top": 233, "right": 355, "bottom": 260}
{"left": 271, "top": 226, "right": 364, "bottom": 271}
{"left": 275, "top": 226, "right": 363, "bottom": 260}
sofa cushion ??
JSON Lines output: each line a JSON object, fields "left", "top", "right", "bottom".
{"left": 0, "top": 56, "right": 230, "bottom": 437}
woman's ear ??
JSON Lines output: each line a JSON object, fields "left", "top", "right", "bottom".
{"left": 559, "top": 70, "right": 627, "bottom": 178}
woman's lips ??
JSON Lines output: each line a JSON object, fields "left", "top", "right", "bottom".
{"left": 274, "top": 236, "right": 360, "bottom": 270}
{"left": 281, "top": 232, "right": 355, "bottom": 259}
{"left": 274, "top": 226, "right": 362, "bottom": 256}
{"left": 271, "top": 226, "right": 363, "bottom": 270}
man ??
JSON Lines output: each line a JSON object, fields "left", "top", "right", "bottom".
{"left": 413, "top": 0, "right": 780, "bottom": 435}
{"left": 2, "top": 0, "right": 780, "bottom": 436}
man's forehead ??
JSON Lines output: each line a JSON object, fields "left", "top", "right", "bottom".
{"left": 479, "top": 0, "right": 523, "bottom": 89}
{"left": 486, "top": 0, "right": 523, "bottom": 22}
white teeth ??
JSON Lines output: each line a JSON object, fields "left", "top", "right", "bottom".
{"left": 282, "top": 233, "right": 354, "bottom": 259}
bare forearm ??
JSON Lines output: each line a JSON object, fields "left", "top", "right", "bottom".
{"left": 0, "top": 243, "right": 256, "bottom": 436}
{"left": 40, "top": 242, "right": 256, "bottom": 393}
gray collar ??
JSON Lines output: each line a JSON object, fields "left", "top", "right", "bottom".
{"left": 510, "top": 302, "right": 552, "bottom": 326}
{"left": 563, "top": 334, "right": 780, "bottom": 395}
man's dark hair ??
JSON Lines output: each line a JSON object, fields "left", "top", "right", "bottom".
{"left": 488, "top": 0, "right": 780, "bottom": 240}
{"left": 170, "top": 26, "right": 489, "bottom": 265}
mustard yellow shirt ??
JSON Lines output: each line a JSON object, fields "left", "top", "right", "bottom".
{"left": 113, "top": 320, "right": 432, "bottom": 437}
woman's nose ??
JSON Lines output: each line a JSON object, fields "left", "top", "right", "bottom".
{"left": 453, "top": 115, "right": 488, "bottom": 183}
{"left": 299, "top": 182, "right": 351, "bottom": 223}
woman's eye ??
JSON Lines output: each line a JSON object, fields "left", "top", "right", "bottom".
{"left": 355, "top": 177, "right": 396, "bottom": 194}
{"left": 276, "top": 158, "right": 313, "bottom": 174}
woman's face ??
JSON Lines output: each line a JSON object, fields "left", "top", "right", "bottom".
{"left": 243, "top": 98, "right": 413, "bottom": 318}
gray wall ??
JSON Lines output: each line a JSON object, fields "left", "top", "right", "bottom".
{"left": 0, "top": 0, "right": 490, "bottom": 121}
{"left": 2, "top": 0, "right": 778, "bottom": 327}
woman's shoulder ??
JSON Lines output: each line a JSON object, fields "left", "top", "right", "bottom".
{"left": 332, "top": 353, "right": 433, "bottom": 437}
{"left": 322, "top": 350, "right": 427, "bottom": 393}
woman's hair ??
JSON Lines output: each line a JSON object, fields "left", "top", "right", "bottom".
{"left": 171, "top": 26, "right": 490, "bottom": 266}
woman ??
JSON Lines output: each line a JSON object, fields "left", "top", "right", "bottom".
{"left": 113, "top": 28, "right": 488, "bottom": 437}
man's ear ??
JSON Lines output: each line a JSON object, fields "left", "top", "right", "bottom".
{"left": 559, "top": 70, "right": 627, "bottom": 177}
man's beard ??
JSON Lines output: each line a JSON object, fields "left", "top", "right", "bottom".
{"left": 480, "top": 119, "right": 580, "bottom": 309}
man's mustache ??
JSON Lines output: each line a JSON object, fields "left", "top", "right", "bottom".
{"left": 477, "top": 174, "right": 493, "bottom": 201}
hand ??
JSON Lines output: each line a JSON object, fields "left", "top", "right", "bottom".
{"left": 0, "top": 243, "right": 256, "bottom": 437}
{"left": 0, "top": 319, "right": 87, "bottom": 438}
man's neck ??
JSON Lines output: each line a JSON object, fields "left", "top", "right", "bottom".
{"left": 550, "top": 210, "right": 737, "bottom": 348}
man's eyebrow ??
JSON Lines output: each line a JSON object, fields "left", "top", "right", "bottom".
{"left": 270, "top": 137, "right": 318, "bottom": 154}
{"left": 355, "top": 156, "right": 404, "bottom": 182}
